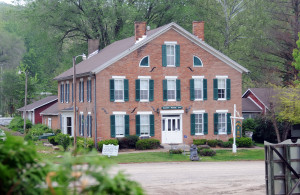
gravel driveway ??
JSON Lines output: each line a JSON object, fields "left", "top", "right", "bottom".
{"left": 113, "top": 161, "right": 265, "bottom": 195}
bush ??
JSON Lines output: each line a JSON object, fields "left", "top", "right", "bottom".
{"left": 198, "top": 148, "right": 216, "bottom": 156}
{"left": 118, "top": 135, "right": 139, "bottom": 149}
{"left": 193, "top": 139, "right": 207, "bottom": 145}
{"left": 228, "top": 138, "right": 233, "bottom": 142}
{"left": 222, "top": 141, "right": 232, "bottom": 148}
{"left": 242, "top": 118, "right": 256, "bottom": 136}
{"left": 169, "top": 149, "right": 183, "bottom": 154}
{"left": 54, "top": 129, "right": 61, "bottom": 135}
{"left": 55, "top": 133, "right": 70, "bottom": 151}
{"left": 207, "top": 140, "right": 218, "bottom": 147}
{"left": 136, "top": 139, "right": 160, "bottom": 150}
{"left": 48, "top": 136, "right": 59, "bottom": 145}
{"left": 77, "top": 137, "right": 94, "bottom": 150}
{"left": 98, "top": 139, "right": 119, "bottom": 151}
{"left": 216, "top": 139, "right": 224, "bottom": 147}
{"left": 8, "top": 116, "right": 32, "bottom": 132}
{"left": 236, "top": 137, "right": 253, "bottom": 148}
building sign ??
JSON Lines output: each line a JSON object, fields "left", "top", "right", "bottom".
{"left": 102, "top": 144, "right": 119, "bottom": 157}
{"left": 236, "top": 121, "right": 242, "bottom": 139}
{"left": 161, "top": 106, "right": 183, "bottom": 110}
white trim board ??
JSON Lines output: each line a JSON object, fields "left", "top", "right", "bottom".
{"left": 160, "top": 110, "right": 184, "bottom": 114}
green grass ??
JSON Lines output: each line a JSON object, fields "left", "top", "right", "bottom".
{"left": 254, "top": 142, "right": 264, "bottom": 147}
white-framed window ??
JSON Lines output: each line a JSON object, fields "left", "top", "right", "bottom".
{"left": 194, "top": 79, "right": 203, "bottom": 100}
{"left": 65, "top": 81, "right": 69, "bottom": 103}
{"left": 140, "top": 115, "right": 150, "bottom": 136}
{"left": 79, "top": 79, "right": 84, "bottom": 102}
{"left": 218, "top": 113, "right": 227, "bottom": 134}
{"left": 193, "top": 56, "right": 203, "bottom": 67}
{"left": 167, "top": 79, "right": 176, "bottom": 100}
{"left": 114, "top": 79, "right": 124, "bottom": 101}
{"left": 115, "top": 114, "right": 125, "bottom": 137}
{"left": 195, "top": 113, "right": 203, "bottom": 135}
{"left": 139, "top": 56, "right": 149, "bottom": 67}
{"left": 48, "top": 118, "right": 52, "bottom": 129}
{"left": 166, "top": 44, "right": 175, "bottom": 66}
{"left": 218, "top": 79, "right": 226, "bottom": 100}
{"left": 140, "top": 79, "right": 149, "bottom": 101}
{"left": 60, "top": 82, "right": 64, "bottom": 103}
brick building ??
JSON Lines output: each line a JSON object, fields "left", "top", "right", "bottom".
{"left": 54, "top": 22, "right": 249, "bottom": 145}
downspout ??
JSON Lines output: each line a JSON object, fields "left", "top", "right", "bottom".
{"left": 94, "top": 75, "right": 98, "bottom": 149}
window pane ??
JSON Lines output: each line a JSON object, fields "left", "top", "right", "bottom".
{"left": 195, "top": 114, "right": 203, "bottom": 134}
{"left": 140, "top": 56, "right": 149, "bottom": 66}
{"left": 194, "top": 79, "right": 203, "bottom": 99}
{"left": 140, "top": 80, "right": 149, "bottom": 100}
{"left": 115, "top": 115, "right": 124, "bottom": 136}
{"left": 140, "top": 115, "right": 150, "bottom": 135}
{"left": 167, "top": 80, "right": 176, "bottom": 100}
{"left": 114, "top": 80, "right": 124, "bottom": 100}
{"left": 218, "top": 113, "right": 226, "bottom": 133}
{"left": 166, "top": 45, "right": 175, "bottom": 66}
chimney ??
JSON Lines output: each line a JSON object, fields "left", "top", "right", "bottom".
{"left": 135, "top": 21, "right": 147, "bottom": 41}
{"left": 193, "top": 21, "right": 205, "bottom": 41}
{"left": 88, "top": 39, "right": 99, "bottom": 56}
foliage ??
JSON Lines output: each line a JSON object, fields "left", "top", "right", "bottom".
{"left": 242, "top": 118, "right": 256, "bottom": 133}
{"left": 48, "top": 136, "right": 58, "bottom": 146}
{"left": 98, "top": 139, "right": 119, "bottom": 151}
{"left": 24, "top": 124, "right": 53, "bottom": 141}
{"left": 207, "top": 140, "right": 218, "bottom": 147}
{"left": 55, "top": 133, "right": 70, "bottom": 151}
{"left": 222, "top": 141, "right": 233, "bottom": 148}
{"left": 169, "top": 149, "right": 183, "bottom": 154}
{"left": 54, "top": 129, "right": 61, "bottom": 135}
{"left": 0, "top": 129, "right": 6, "bottom": 142}
{"left": 118, "top": 135, "right": 139, "bottom": 149}
{"left": 236, "top": 137, "right": 253, "bottom": 148}
{"left": 0, "top": 136, "right": 48, "bottom": 194}
{"left": 216, "top": 139, "right": 224, "bottom": 147}
{"left": 135, "top": 139, "right": 160, "bottom": 150}
{"left": 193, "top": 139, "right": 207, "bottom": 145}
{"left": 8, "top": 116, "right": 32, "bottom": 132}
{"left": 198, "top": 148, "right": 216, "bottom": 157}
{"left": 76, "top": 137, "right": 94, "bottom": 150}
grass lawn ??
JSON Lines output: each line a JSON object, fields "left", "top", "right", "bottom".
{"left": 254, "top": 143, "right": 264, "bottom": 147}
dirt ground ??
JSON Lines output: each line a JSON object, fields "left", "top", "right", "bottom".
{"left": 113, "top": 161, "right": 265, "bottom": 195}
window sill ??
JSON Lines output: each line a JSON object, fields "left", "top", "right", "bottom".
{"left": 114, "top": 100, "right": 125, "bottom": 103}
{"left": 194, "top": 99, "right": 203, "bottom": 101}
{"left": 116, "top": 135, "right": 125, "bottom": 138}
{"left": 140, "top": 100, "right": 149, "bottom": 102}
{"left": 195, "top": 133, "right": 204, "bottom": 136}
{"left": 193, "top": 65, "right": 203, "bottom": 67}
{"left": 139, "top": 65, "right": 150, "bottom": 67}
{"left": 218, "top": 132, "right": 227, "bottom": 135}
{"left": 217, "top": 99, "right": 226, "bottom": 101}
{"left": 167, "top": 99, "right": 176, "bottom": 102}
{"left": 166, "top": 65, "right": 176, "bottom": 67}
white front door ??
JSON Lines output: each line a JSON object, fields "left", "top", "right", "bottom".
{"left": 162, "top": 115, "right": 182, "bottom": 143}
{"left": 61, "top": 112, "right": 73, "bottom": 136}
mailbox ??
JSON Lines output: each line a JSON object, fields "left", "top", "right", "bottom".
{"left": 291, "top": 124, "right": 300, "bottom": 138}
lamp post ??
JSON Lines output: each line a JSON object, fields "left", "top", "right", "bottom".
{"left": 18, "top": 70, "right": 28, "bottom": 135}
{"left": 73, "top": 54, "right": 86, "bottom": 151}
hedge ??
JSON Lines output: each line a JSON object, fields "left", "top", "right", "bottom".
{"left": 135, "top": 139, "right": 160, "bottom": 150}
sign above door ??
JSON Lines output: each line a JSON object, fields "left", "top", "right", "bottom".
{"left": 161, "top": 106, "right": 183, "bottom": 110}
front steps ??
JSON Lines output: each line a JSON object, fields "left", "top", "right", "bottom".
{"left": 161, "top": 143, "right": 190, "bottom": 151}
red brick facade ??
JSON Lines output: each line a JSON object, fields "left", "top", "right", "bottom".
{"left": 42, "top": 115, "right": 59, "bottom": 130}
{"left": 57, "top": 22, "right": 247, "bottom": 145}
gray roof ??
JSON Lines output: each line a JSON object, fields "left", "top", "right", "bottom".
{"left": 242, "top": 88, "right": 277, "bottom": 110}
{"left": 54, "top": 22, "right": 249, "bottom": 81}
{"left": 242, "top": 98, "right": 262, "bottom": 112}
{"left": 17, "top": 96, "right": 58, "bottom": 112}
{"left": 40, "top": 102, "right": 59, "bottom": 116}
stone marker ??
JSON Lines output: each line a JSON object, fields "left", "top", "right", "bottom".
{"left": 190, "top": 144, "right": 200, "bottom": 161}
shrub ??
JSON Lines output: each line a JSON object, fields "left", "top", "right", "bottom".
{"left": 98, "top": 139, "right": 119, "bottom": 151}
{"left": 222, "top": 141, "right": 232, "bottom": 148}
{"left": 216, "top": 139, "right": 224, "bottom": 147}
{"left": 8, "top": 116, "right": 32, "bottom": 132}
{"left": 54, "top": 129, "right": 61, "bottom": 135}
{"left": 169, "top": 149, "right": 183, "bottom": 154}
{"left": 77, "top": 137, "right": 94, "bottom": 150}
{"left": 193, "top": 139, "right": 207, "bottom": 145}
{"left": 48, "top": 136, "right": 59, "bottom": 145}
{"left": 55, "top": 133, "right": 70, "bottom": 151}
{"left": 198, "top": 148, "right": 216, "bottom": 156}
{"left": 236, "top": 137, "right": 253, "bottom": 148}
{"left": 136, "top": 139, "right": 160, "bottom": 150}
{"left": 207, "top": 140, "right": 218, "bottom": 147}
{"left": 118, "top": 135, "right": 139, "bottom": 149}
{"left": 228, "top": 138, "right": 233, "bottom": 142}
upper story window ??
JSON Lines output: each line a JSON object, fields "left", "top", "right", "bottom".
{"left": 60, "top": 82, "right": 64, "bottom": 103}
{"left": 193, "top": 56, "right": 203, "bottom": 67}
{"left": 79, "top": 79, "right": 84, "bottom": 102}
{"left": 87, "top": 78, "right": 92, "bottom": 102}
{"left": 213, "top": 76, "right": 231, "bottom": 101}
{"left": 136, "top": 76, "right": 154, "bottom": 102}
{"left": 139, "top": 56, "right": 149, "bottom": 67}
{"left": 110, "top": 76, "right": 129, "bottom": 102}
{"left": 162, "top": 42, "right": 180, "bottom": 67}
{"left": 214, "top": 111, "right": 231, "bottom": 135}
{"left": 163, "top": 76, "right": 180, "bottom": 101}
{"left": 190, "top": 76, "right": 207, "bottom": 101}
{"left": 65, "top": 81, "right": 69, "bottom": 103}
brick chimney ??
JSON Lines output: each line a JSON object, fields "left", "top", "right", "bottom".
{"left": 135, "top": 21, "right": 147, "bottom": 41}
{"left": 88, "top": 39, "right": 99, "bottom": 56}
{"left": 193, "top": 21, "right": 205, "bottom": 41}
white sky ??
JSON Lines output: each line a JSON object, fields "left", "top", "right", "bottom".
{"left": 0, "top": 0, "right": 13, "bottom": 4}
{"left": 0, "top": 0, "right": 26, "bottom": 5}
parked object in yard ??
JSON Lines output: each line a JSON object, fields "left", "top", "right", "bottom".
{"left": 190, "top": 144, "right": 199, "bottom": 161}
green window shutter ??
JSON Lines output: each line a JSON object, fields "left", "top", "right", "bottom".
{"left": 72, "top": 83, "right": 73, "bottom": 102}
{"left": 190, "top": 79, "right": 195, "bottom": 101}
{"left": 87, "top": 81, "right": 89, "bottom": 102}
{"left": 175, "top": 45, "right": 180, "bottom": 67}
{"left": 203, "top": 79, "right": 207, "bottom": 100}
{"left": 135, "top": 79, "right": 140, "bottom": 101}
{"left": 150, "top": 114, "right": 155, "bottom": 136}
{"left": 79, "top": 114, "right": 81, "bottom": 135}
{"left": 149, "top": 79, "right": 154, "bottom": 101}
{"left": 124, "top": 79, "right": 129, "bottom": 101}
{"left": 226, "top": 79, "right": 231, "bottom": 100}
{"left": 213, "top": 79, "right": 218, "bottom": 100}
{"left": 163, "top": 80, "right": 167, "bottom": 101}
{"left": 191, "top": 114, "right": 195, "bottom": 135}
{"left": 176, "top": 79, "right": 181, "bottom": 101}
{"left": 82, "top": 81, "right": 84, "bottom": 102}
{"left": 227, "top": 113, "right": 232, "bottom": 135}
{"left": 90, "top": 115, "right": 93, "bottom": 137}
{"left": 110, "top": 115, "right": 115, "bottom": 138}
{"left": 204, "top": 113, "right": 208, "bottom": 135}
{"left": 125, "top": 115, "right": 130, "bottom": 136}
{"left": 162, "top": 45, "right": 167, "bottom": 67}
{"left": 82, "top": 115, "right": 84, "bottom": 136}
{"left": 90, "top": 80, "right": 92, "bottom": 102}
{"left": 136, "top": 115, "right": 140, "bottom": 136}
{"left": 110, "top": 79, "right": 114, "bottom": 102}
{"left": 214, "top": 113, "right": 218, "bottom": 135}
{"left": 86, "top": 115, "right": 89, "bottom": 136}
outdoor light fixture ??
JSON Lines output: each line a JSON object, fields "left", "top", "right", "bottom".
{"left": 18, "top": 70, "right": 28, "bottom": 135}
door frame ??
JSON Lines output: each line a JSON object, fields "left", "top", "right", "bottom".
{"left": 160, "top": 110, "right": 184, "bottom": 144}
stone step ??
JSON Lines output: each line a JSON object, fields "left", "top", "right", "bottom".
{"left": 161, "top": 144, "right": 190, "bottom": 151}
